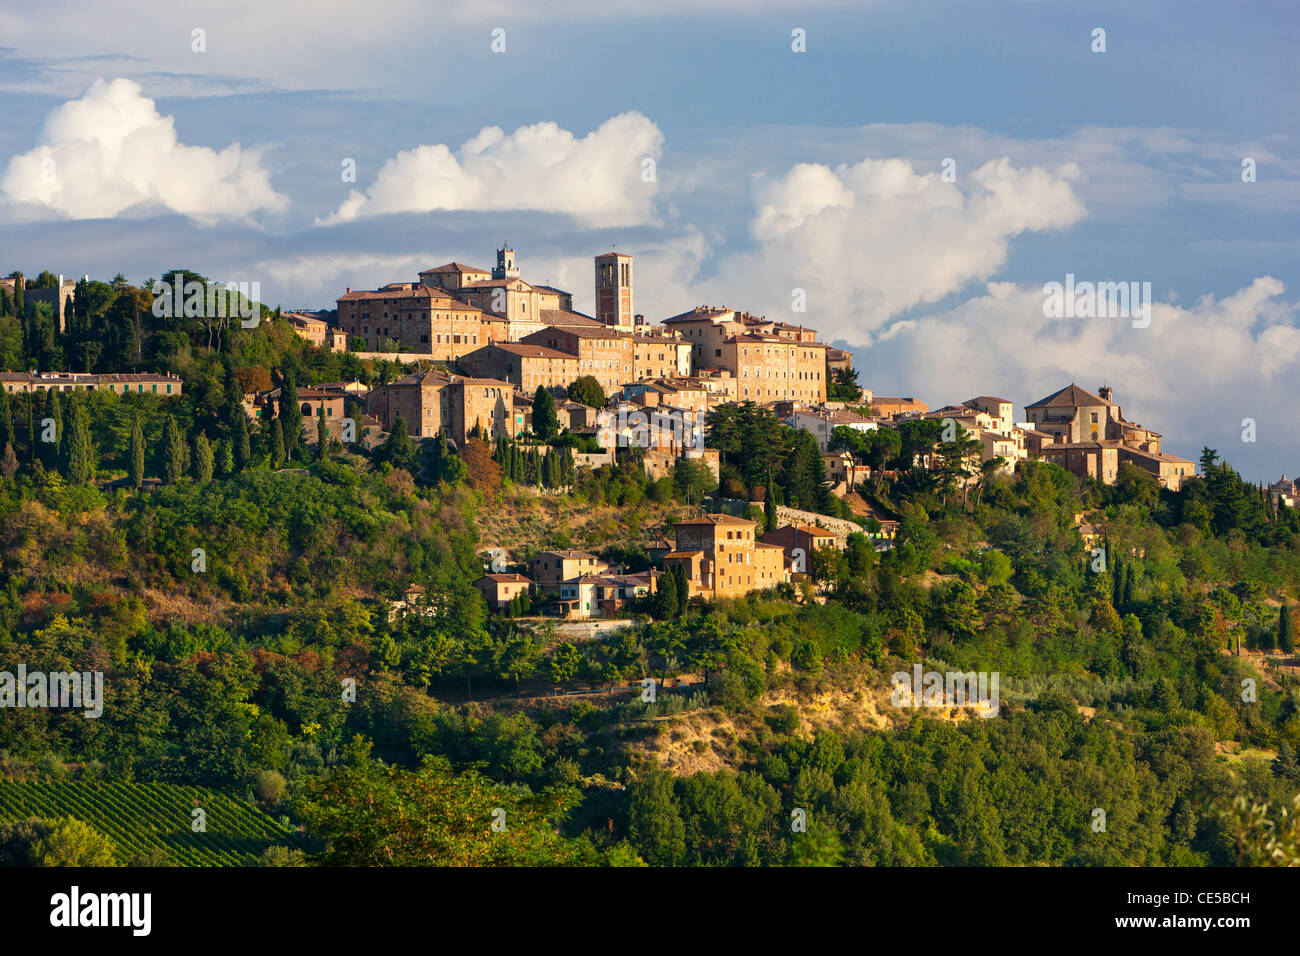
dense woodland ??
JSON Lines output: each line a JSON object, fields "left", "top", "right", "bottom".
{"left": 0, "top": 269, "right": 1298, "bottom": 866}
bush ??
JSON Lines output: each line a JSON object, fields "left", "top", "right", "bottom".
{"left": 31, "top": 818, "right": 118, "bottom": 867}
{"left": 252, "top": 769, "right": 288, "bottom": 804}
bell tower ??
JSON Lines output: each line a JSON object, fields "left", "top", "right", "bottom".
{"left": 493, "top": 245, "right": 520, "bottom": 280}
{"left": 594, "top": 250, "right": 633, "bottom": 328}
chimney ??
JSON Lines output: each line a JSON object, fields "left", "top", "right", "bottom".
{"left": 1098, "top": 385, "right": 1112, "bottom": 402}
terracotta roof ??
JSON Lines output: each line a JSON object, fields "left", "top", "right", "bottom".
{"left": 477, "top": 573, "right": 532, "bottom": 584}
{"left": 461, "top": 278, "right": 534, "bottom": 290}
{"left": 1026, "top": 383, "right": 1112, "bottom": 409}
{"left": 676, "top": 514, "right": 755, "bottom": 527}
{"left": 965, "top": 395, "right": 1012, "bottom": 405}
{"left": 663, "top": 306, "right": 733, "bottom": 324}
{"left": 419, "top": 262, "right": 490, "bottom": 274}
{"left": 1122, "top": 448, "right": 1195, "bottom": 464}
{"left": 1040, "top": 441, "right": 1120, "bottom": 451}
{"left": 529, "top": 325, "right": 630, "bottom": 341}
{"left": 339, "top": 285, "right": 480, "bottom": 308}
{"left": 488, "top": 343, "right": 576, "bottom": 360}
{"left": 539, "top": 309, "right": 602, "bottom": 327}
{"left": 387, "top": 368, "right": 454, "bottom": 388}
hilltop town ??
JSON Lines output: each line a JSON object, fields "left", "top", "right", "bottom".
{"left": 1, "top": 252, "right": 1298, "bottom": 871}
{"left": 0, "top": 247, "right": 1222, "bottom": 621}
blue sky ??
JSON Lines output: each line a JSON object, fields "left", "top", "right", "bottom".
{"left": 0, "top": 0, "right": 1297, "bottom": 479}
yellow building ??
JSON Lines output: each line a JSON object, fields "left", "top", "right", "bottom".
{"left": 664, "top": 514, "right": 788, "bottom": 600}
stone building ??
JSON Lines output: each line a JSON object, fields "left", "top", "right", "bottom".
{"left": 1025, "top": 384, "right": 1194, "bottom": 490}
{"left": 418, "top": 248, "right": 573, "bottom": 325}
{"left": 19, "top": 275, "right": 80, "bottom": 334}
{"left": 336, "top": 283, "right": 493, "bottom": 358}
{"left": 521, "top": 326, "right": 634, "bottom": 396}
{"left": 663, "top": 514, "right": 788, "bottom": 600}
{"left": 475, "top": 573, "right": 533, "bottom": 613}
{"left": 530, "top": 550, "right": 611, "bottom": 590}
{"left": 365, "top": 367, "right": 521, "bottom": 444}
{"left": 722, "top": 334, "right": 826, "bottom": 404}
{"left": 0, "top": 371, "right": 183, "bottom": 396}
{"left": 458, "top": 342, "right": 581, "bottom": 396}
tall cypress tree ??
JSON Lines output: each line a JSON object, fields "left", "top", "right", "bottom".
{"left": 764, "top": 474, "right": 778, "bottom": 532}
{"left": 1123, "top": 564, "right": 1136, "bottom": 606}
{"left": 25, "top": 393, "right": 36, "bottom": 465}
{"left": 214, "top": 438, "right": 234, "bottom": 476}
{"left": 671, "top": 563, "right": 690, "bottom": 615}
{"left": 63, "top": 402, "right": 93, "bottom": 484}
{"left": 317, "top": 413, "right": 328, "bottom": 462}
{"left": 191, "top": 432, "right": 213, "bottom": 484}
{"left": 270, "top": 418, "right": 286, "bottom": 468}
{"left": 235, "top": 413, "right": 251, "bottom": 471}
{"left": 129, "top": 413, "right": 145, "bottom": 488}
{"left": 654, "top": 568, "right": 679, "bottom": 620}
{"left": 1279, "top": 604, "right": 1295, "bottom": 654}
{"left": 0, "top": 385, "right": 12, "bottom": 452}
{"left": 279, "top": 372, "right": 302, "bottom": 461}
{"left": 533, "top": 386, "right": 558, "bottom": 440}
{"left": 43, "top": 387, "right": 63, "bottom": 468}
{"left": 162, "top": 415, "right": 185, "bottom": 484}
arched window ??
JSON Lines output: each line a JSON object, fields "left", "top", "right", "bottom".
{"left": 301, "top": 403, "right": 312, "bottom": 416}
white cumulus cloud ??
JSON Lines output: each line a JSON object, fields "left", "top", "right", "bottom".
{"left": 318, "top": 112, "right": 664, "bottom": 228}
{"left": 682, "top": 155, "right": 1086, "bottom": 345}
{"left": 0, "top": 78, "right": 286, "bottom": 223}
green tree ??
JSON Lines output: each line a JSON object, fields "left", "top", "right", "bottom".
{"left": 162, "top": 415, "right": 185, "bottom": 484}
{"left": 626, "top": 770, "right": 686, "bottom": 866}
{"left": 654, "top": 569, "right": 679, "bottom": 620}
{"left": 214, "top": 437, "right": 234, "bottom": 477}
{"left": 270, "top": 418, "right": 286, "bottom": 468}
{"left": 192, "top": 431, "right": 214, "bottom": 484}
{"left": 533, "top": 386, "right": 558, "bottom": 440}
{"left": 567, "top": 375, "right": 605, "bottom": 408}
{"left": 31, "top": 818, "right": 118, "bottom": 867}
{"left": 317, "top": 413, "right": 329, "bottom": 463}
{"left": 128, "top": 413, "right": 145, "bottom": 487}
{"left": 1279, "top": 604, "right": 1295, "bottom": 654}
{"left": 279, "top": 372, "right": 302, "bottom": 461}
{"left": 293, "top": 749, "right": 590, "bottom": 866}
{"left": 43, "top": 386, "right": 63, "bottom": 469}
{"left": 376, "top": 415, "right": 417, "bottom": 472}
{"left": 62, "top": 401, "right": 94, "bottom": 484}
{"left": 764, "top": 474, "right": 778, "bottom": 532}
{"left": 0, "top": 386, "right": 12, "bottom": 452}
{"left": 420, "top": 433, "right": 467, "bottom": 486}
{"left": 234, "top": 413, "right": 252, "bottom": 471}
